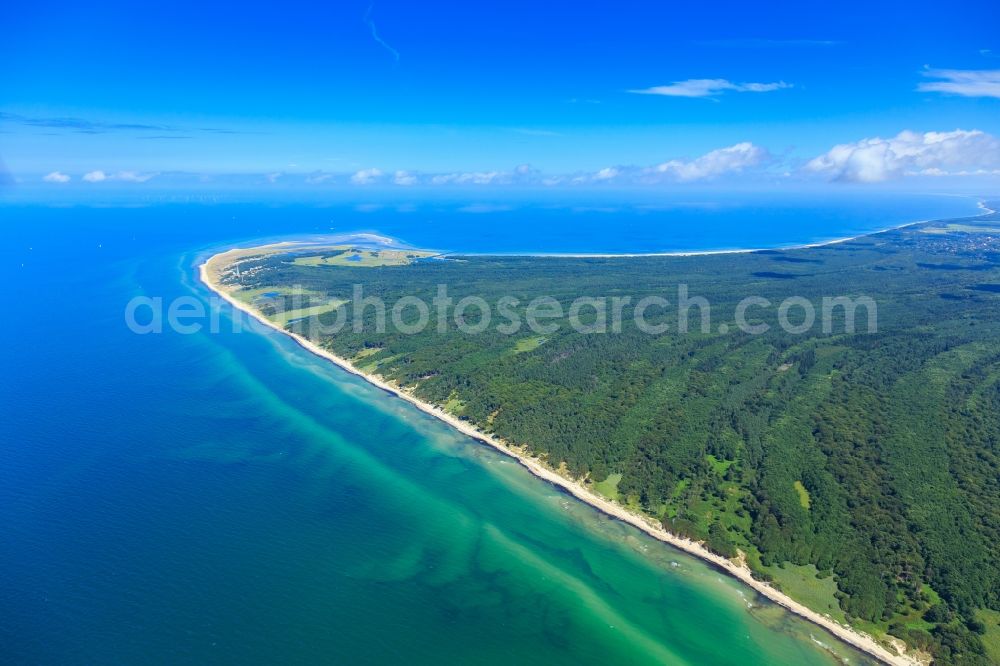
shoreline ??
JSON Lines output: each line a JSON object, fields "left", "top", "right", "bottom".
{"left": 465, "top": 198, "right": 993, "bottom": 260}
{"left": 445, "top": 215, "right": 949, "bottom": 259}
{"left": 447, "top": 198, "right": 993, "bottom": 260}
{"left": 199, "top": 244, "right": 929, "bottom": 666}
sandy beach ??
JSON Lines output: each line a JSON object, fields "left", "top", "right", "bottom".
{"left": 200, "top": 246, "right": 923, "bottom": 666}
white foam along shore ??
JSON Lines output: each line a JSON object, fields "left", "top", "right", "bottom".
{"left": 200, "top": 243, "right": 925, "bottom": 666}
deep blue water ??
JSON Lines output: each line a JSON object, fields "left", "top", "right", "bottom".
{"left": 0, "top": 194, "right": 982, "bottom": 665}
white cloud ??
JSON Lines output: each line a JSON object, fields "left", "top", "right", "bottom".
{"left": 467, "top": 172, "right": 503, "bottom": 184}
{"left": 351, "top": 168, "right": 383, "bottom": 185}
{"left": 115, "top": 170, "right": 157, "bottom": 183}
{"left": 42, "top": 171, "right": 71, "bottom": 183}
{"left": 266, "top": 172, "right": 282, "bottom": 183}
{"left": 305, "top": 172, "right": 334, "bottom": 184}
{"left": 393, "top": 170, "right": 417, "bottom": 186}
{"left": 564, "top": 143, "right": 770, "bottom": 185}
{"left": 652, "top": 142, "right": 770, "bottom": 180}
{"left": 918, "top": 68, "right": 1000, "bottom": 99}
{"left": 917, "top": 167, "right": 1000, "bottom": 177}
{"left": 457, "top": 203, "right": 513, "bottom": 213}
{"left": 806, "top": 129, "right": 1000, "bottom": 182}
{"left": 363, "top": 2, "right": 400, "bottom": 62}
{"left": 629, "top": 79, "right": 791, "bottom": 98}
{"left": 430, "top": 171, "right": 505, "bottom": 185}
{"left": 76, "top": 170, "right": 156, "bottom": 183}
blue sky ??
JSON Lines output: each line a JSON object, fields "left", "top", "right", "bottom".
{"left": 2, "top": 0, "right": 1000, "bottom": 191}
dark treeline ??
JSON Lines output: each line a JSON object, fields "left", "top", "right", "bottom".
{"left": 228, "top": 210, "right": 1000, "bottom": 664}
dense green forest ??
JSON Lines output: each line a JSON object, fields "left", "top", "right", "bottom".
{"left": 221, "top": 207, "right": 1000, "bottom": 664}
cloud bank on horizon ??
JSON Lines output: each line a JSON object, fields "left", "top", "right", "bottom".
{"left": 31, "top": 129, "right": 1000, "bottom": 188}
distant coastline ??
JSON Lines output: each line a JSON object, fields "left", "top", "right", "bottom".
{"left": 196, "top": 214, "right": 979, "bottom": 665}
{"left": 449, "top": 215, "right": 942, "bottom": 260}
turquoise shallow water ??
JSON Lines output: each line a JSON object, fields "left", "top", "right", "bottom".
{"left": 4, "top": 196, "right": 978, "bottom": 665}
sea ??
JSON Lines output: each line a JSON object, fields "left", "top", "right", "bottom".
{"left": 1, "top": 192, "right": 982, "bottom": 665}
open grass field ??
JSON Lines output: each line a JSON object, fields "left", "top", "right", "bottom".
{"left": 292, "top": 247, "right": 437, "bottom": 268}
